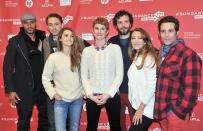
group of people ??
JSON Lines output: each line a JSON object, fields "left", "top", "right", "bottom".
{"left": 3, "top": 9, "right": 202, "bottom": 131}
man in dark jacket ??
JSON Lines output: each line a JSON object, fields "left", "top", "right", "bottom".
{"left": 108, "top": 10, "right": 134, "bottom": 131}
{"left": 3, "top": 12, "right": 48, "bottom": 131}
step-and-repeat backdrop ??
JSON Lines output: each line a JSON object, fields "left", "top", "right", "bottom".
{"left": 0, "top": 0, "right": 203, "bottom": 130}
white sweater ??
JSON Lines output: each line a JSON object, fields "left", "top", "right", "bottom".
{"left": 128, "top": 54, "right": 157, "bottom": 119}
{"left": 81, "top": 44, "right": 123, "bottom": 98}
{"left": 42, "top": 52, "right": 84, "bottom": 101}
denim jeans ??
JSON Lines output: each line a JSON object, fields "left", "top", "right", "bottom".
{"left": 54, "top": 98, "right": 83, "bottom": 131}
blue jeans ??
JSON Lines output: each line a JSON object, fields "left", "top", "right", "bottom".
{"left": 54, "top": 98, "right": 83, "bottom": 131}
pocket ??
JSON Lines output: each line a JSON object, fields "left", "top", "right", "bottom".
{"left": 162, "top": 61, "right": 180, "bottom": 81}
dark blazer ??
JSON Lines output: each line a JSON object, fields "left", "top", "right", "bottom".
{"left": 3, "top": 29, "right": 45, "bottom": 110}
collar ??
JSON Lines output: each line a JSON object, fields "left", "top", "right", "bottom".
{"left": 94, "top": 42, "right": 110, "bottom": 51}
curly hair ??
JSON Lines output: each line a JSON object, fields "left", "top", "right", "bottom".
{"left": 113, "top": 10, "right": 133, "bottom": 27}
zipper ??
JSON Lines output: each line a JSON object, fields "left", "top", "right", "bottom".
{"left": 18, "top": 44, "right": 34, "bottom": 88}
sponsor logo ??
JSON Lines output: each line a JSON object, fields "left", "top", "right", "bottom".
{"left": 190, "top": 112, "right": 200, "bottom": 122}
{"left": 26, "top": 0, "right": 33, "bottom": 8}
{"left": 184, "top": 32, "right": 201, "bottom": 39}
{"left": 1, "top": 117, "right": 18, "bottom": 124}
{"left": 41, "top": 0, "right": 54, "bottom": 7}
{"left": 60, "top": 0, "right": 71, "bottom": 6}
{"left": 81, "top": 13, "right": 114, "bottom": 22}
{"left": 134, "top": 11, "right": 164, "bottom": 22}
{"left": 198, "top": 94, "right": 203, "bottom": 101}
{"left": 63, "top": 16, "right": 73, "bottom": 24}
{"left": 5, "top": 1, "right": 18, "bottom": 7}
{"left": 118, "top": 0, "right": 132, "bottom": 3}
{"left": 82, "top": 33, "right": 94, "bottom": 41}
{"left": 80, "top": 0, "right": 92, "bottom": 4}
{"left": 98, "top": 123, "right": 110, "bottom": 130}
{"left": 101, "top": 0, "right": 109, "bottom": 4}
{"left": 8, "top": 35, "right": 15, "bottom": 40}
{"left": 176, "top": 11, "right": 203, "bottom": 20}
{"left": 0, "top": 19, "right": 21, "bottom": 25}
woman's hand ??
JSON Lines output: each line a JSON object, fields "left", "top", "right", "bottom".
{"left": 97, "top": 94, "right": 110, "bottom": 105}
{"left": 132, "top": 103, "right": 145, "bottom": 125}
{"left": 54, "top": 93, "right": 62, "bottom": 100}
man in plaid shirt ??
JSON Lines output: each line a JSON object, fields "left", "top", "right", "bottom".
{"left": 154, "top": 16, "right": 202, "bottom": 131}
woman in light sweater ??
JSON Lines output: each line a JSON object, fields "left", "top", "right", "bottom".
{"left": 42, "top": 27, "right": 84, "bottom": 131}
{"left": 81, "top": 17, "right": 123, "bottom": 131}
{"left": 128, "top": 28, "right": 157, "bottom": 131}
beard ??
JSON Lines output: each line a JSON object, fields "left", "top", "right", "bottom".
{"left": 118, "top": 27, "right": 131, "bottom": 35}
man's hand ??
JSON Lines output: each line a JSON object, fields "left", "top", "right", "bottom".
{"left": 8, "top": 92, "right": 20, "bottom": 106}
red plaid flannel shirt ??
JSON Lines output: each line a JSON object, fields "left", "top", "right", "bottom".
{"left": 154, "top": 42, "right": 202, "bottom": 120}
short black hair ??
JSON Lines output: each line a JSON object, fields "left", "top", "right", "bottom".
{"left": 158, "top": 16, "right": 179, "bottom": 32}
{"left": 113, "top": 10, "right": 133, "bottom": 27}
{"left": 46, "top": 13, "right": 63, "bottom": 25}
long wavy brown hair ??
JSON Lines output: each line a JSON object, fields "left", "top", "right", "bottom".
{"left": 128, "top": 28, "right": 157, "bottom": 70}
{"left": 57, "top": 27, "right": 85, "bottom": 72}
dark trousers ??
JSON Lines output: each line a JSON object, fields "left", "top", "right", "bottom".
{"left": 86, "top": 93, "right": 121, "bottom": 131}
{"left": 17, "top": 93, "right": 48, "bottom": 131}
{"left": 128, "top": 109, "right": 153, "bottom": 131}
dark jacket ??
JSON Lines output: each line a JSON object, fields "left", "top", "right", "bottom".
{"left": 108, "top": 35, "right": 131, "bottom": 93}
{"left": 3, "top": 28, "right": 46, "bottom": 110}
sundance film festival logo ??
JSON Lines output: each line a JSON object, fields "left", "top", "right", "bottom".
{"left": 26, "top": 0, "right": 33, "bottom": 8}
{"left": 60, "top": 0, "right": 71, "bottom": 6}
{"left": 176, "top": 11, "right": 203, "bottom": 20}
{"left": 81, "top": 13, "right": 114, "bottom": 22}
{"left": 101, "top": 0, "right": 109, "bottom": 4}
{"left": 42, "top": 0, "right": 54, "bottom": 7}
{"left": 63, "top": 16, "right": 73, "bottom": 24}
{"left": 134, "top": 11, "right": 164, "bottom": 22}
